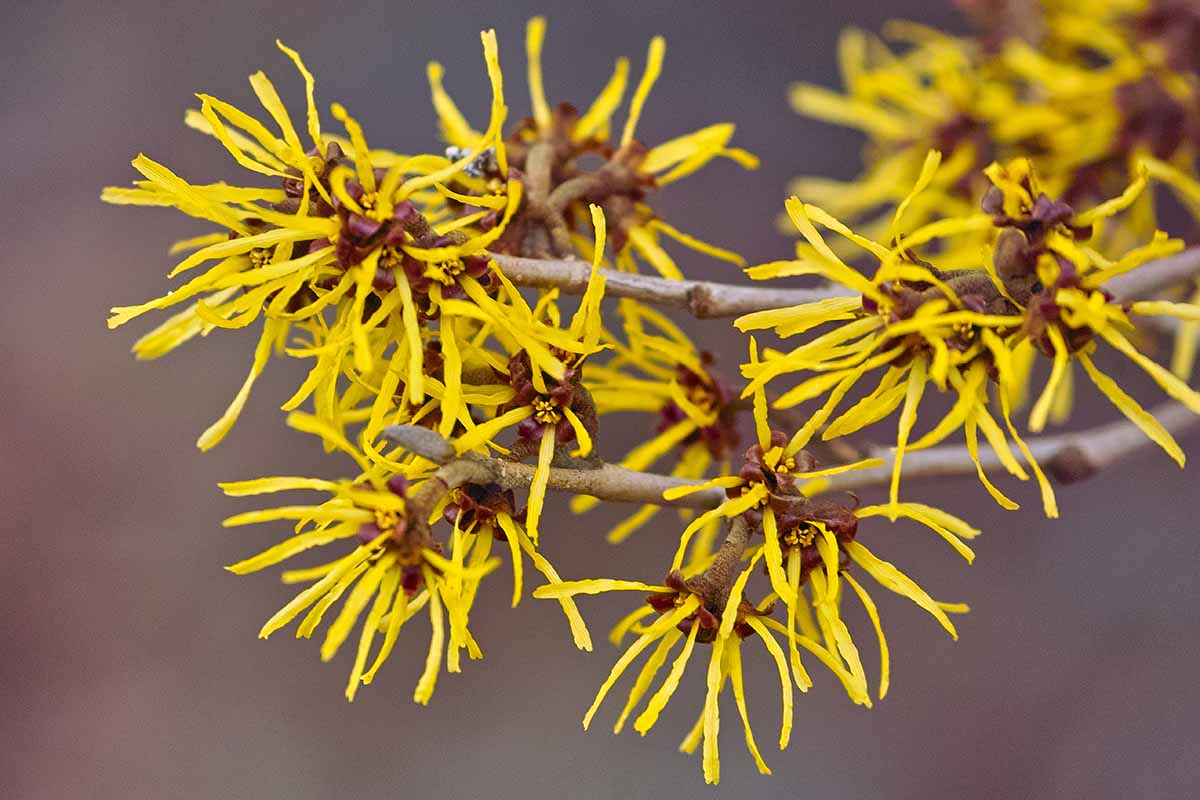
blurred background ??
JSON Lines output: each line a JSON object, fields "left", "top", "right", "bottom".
{"left": 4, "top": 0, "right": 1199, "bottom": 797}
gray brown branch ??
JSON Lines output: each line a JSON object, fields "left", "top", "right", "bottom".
{"left": 818, "top": 400, "right": 1200, "bottom": 494}
{"left": 388, "top": 249, "right": 1200, "bottom": 515}
{"left": 489, "top": 246, "right": 1200, "bottom": 320}
{"left": 487, "top": 252, "right": 855, "bottom": 318}
{"left": 388, "top": 398, "right": 1195, "bottom": 515}
{"left": 1106, "top": 247, "right": 1200, "bottom": 302}
{"left": 386, "top": 397, "right": 1199, "bottom": 514}
{"left": 383, "top": 424, "right": 726, "bottom": 509}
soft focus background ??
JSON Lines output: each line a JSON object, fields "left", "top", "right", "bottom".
{"left": 4, "top": 1, "right": 1199, "bottom": 797}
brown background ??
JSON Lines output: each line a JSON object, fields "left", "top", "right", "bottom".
{"left": 4, "top": 1, "right": 1199, "bottom": 797}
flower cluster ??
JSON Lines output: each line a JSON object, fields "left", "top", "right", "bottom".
{"left": 538, "top": 424, "right": 975, "bottom": 782}
{"left": 790, "top": 0, "right": 1200, "bottom": 378}
{"left": 106, "top": 9, "right": 1200, "bottom": 787}
{"left": 742, "top": 152, "right": 1200, "bottom": 522}
{"left": 104, "top": 17, "right": 760, "bottom": 743}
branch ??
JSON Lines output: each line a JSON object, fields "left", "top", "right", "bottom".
{"left": 818, "top": 400, "right": 1200, "bottom": 494}
{"left": 383, "top": 425, "right": 726, "bottom": 509}
{"left": 488, "top": 252, "right": 854, "bottom": 318}
{"left": 489, "top": 246, "right": 1200, "bottom": 318}
{"left": 1107, "top": 247, "right": 1200, "bottom": 301}
{"left": 386, "top": 398, "right": 1199, "bottom": 514}
{"left": 388, "top": 243, "right": 1200, "bottom": 514}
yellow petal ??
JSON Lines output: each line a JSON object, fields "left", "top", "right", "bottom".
{"left": 222, "top": 504, "right": 372, "bottom": 528}
{"left": 225, "top": 522, "right": 358, "bottom": 575}
{"left": 890, "top": 149, "right": 941, "bottom": 240}
{"left": 789, "top": 82, "right": 909, "bottom": 139}
{"left": 888, "top": 355, "right": 928, "bottom": 511}
{"left": 760, "top": 508, "right": 795, "bottom": 604}
{"left": 574, "top": 57, "right": 629, "bottom": 142}
{"left": 964, "top": 412, "right": 1021, "bottom": 510}
{"left": 257, "top": 537, "right": 383, "bottom": 639}
{"left": 633, "top": 621, "right": 700, "bottom": 734}
{"left": 620, "top": 36, "right": 665, "bottom": 147}
{"left": 743, "top": 616, "right": 793, "bottom": 749}
{"left": 1100, "top": 326, "right": 1200, "bottom": 414}
{"left": 727, "top": 640, "right": 772, "bottom": 775}
{"left": 614, "top": 627, "right": 681, "bottom": 734}
{"left": 701, "top": 637, "right": 725, "bottom": 784}
{"left": 345, "top": 564, "right": 399, "bottom": 701}
{"left": 845, "top": 541, "right": 958, "bottom": 639}
{"left": 453, "top": 405, "right": 534, "bottom": 454}
{"left": 524, "top": 427, "right": 556, "bottom": 546}
{"left": 785, "top": 549, "right": 813, "bottom": 691}
{"left": 582, "top": 596, "right": 699, "bottom": 730}
{"left": 999, "top": 385, "right": 1060, "bottom": 517}
{"left": 1130, "top": 300, "right": 1200, "bottom": 322}
{"left": 532, "top": 579, "right": 670, "bottom": 599}
{"left": 413, "top": 567, "right": 446, "bottom": 704}
{"left": 525, "top": 17, "right": 552, "bottom": 131}
{"left": 660, "top": 475, "right": 743, "bottom": 501}
{"left": 426, "top": 62, "right": 479, "bottom": 147}
{"left": 843, "top": 573, "right": 889, "bottom": 700}
{"left": 508, "top": 516, "right": 593, "bottom": 651}
{"left": 218, "top": 476, "right": 339, "bottom": 496}
{"left": 1079, "top": 352, "right": 1185, "bottom": 467}
{"left": 195, "top": 316, "right": 282, "bottom": 453}
{"left": 320, "top": 554, "right": 395, "bottom": 662}
{"left": 1029, "top": 325, "right": 1069, "bottom": 432}
{"left": 361, "top": 577, "right": 412, "bottom": 684}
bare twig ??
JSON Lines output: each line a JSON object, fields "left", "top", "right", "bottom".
{"left": 818, "top": 400, "right": 1200, "bottom": 494}
{"left": 488, "top": 252, "right": 854, "bottom": 318}
{"left": 384, "top": 425, "right": 726, "bottom": 509}
{"left": 387, "top": 399, "right": 1198, "bottom": 516}
{"left": 1106, "top": 247, "right": 1200, "bottom": 301}
{"left": 489, "top": 246, "right": 1200, "bottom": 319}
{"left": 389, "top": 249, "right": 1200, "bottom": 514}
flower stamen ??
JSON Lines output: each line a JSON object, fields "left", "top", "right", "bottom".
{"left": 532, "top": 396, "right": 562, "bottom": 424}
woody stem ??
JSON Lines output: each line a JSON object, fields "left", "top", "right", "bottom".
{"left": 386, "top": 396, "right": 1199, "bottom": 511}
{"left": 399, "top": 456, "right": 499, "bottom": 543}
{"left": 683, "top": 516, "right": 755, "bottom": 609}
{"left": 488, "top": 245, "right": 1200, "bottom": 318}
{"left": 817, "top": 399, "right": 1200, "bottom": 492}
{"left": 488, "top": 252, "right": 855, "bottom": 318}
{"left": 384, "top": 424, "right": 727, "bottom": 508}
{"left": 1105, "top": 246, "right": 1200, "bottom": 300}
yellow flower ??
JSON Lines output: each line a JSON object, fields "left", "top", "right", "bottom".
{"left": 101, "top": 8, "right": 1200, "bottom": 782}
{"left": 532, "top": 496, "right": 968, "bottom": 784}
{"left": 787, "top": 23, "right": 1018, "bottom": 241}
{"left": 429, "top": 17, "right": 755, "bottom": 276}
{"left": 1171, "top": 281, "right": 1200, "bottom": 380}
{"left": 659, "top": 400, "right": 969, "bottom": 708}
{"left": 999, "top": 2, "right": 1199, "bottom": 201}
{"left": 740, "top": 151, "right": 1053, "bottom": 515}
{"left": 983, "top": 156, "right": 1200, "bottom": 465}
{"left": 789, "top": 5, "right": 1200, "bottom": 252}
{"left": 104, "top": 35, "right": 518, "bottom": 449}
{"left": 753, "top": 496, "right": 973, "bottom": 707}
{"left": 442, "top": 483, "right": 592, "bottom": 651}
{"left": 744, "top": 152, "right": 1200, "bottom": 517}
{"left": 532, "top": 562, "right": 837, "bottom": 783}
{"left": 219, "top": 470, "right": 502, "bottom": 703}
{"left": 569, "top": 301, "right": 741, "bottom": 554}
{"left": 448, "top": 206, "right": 609, "bottom": 546}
